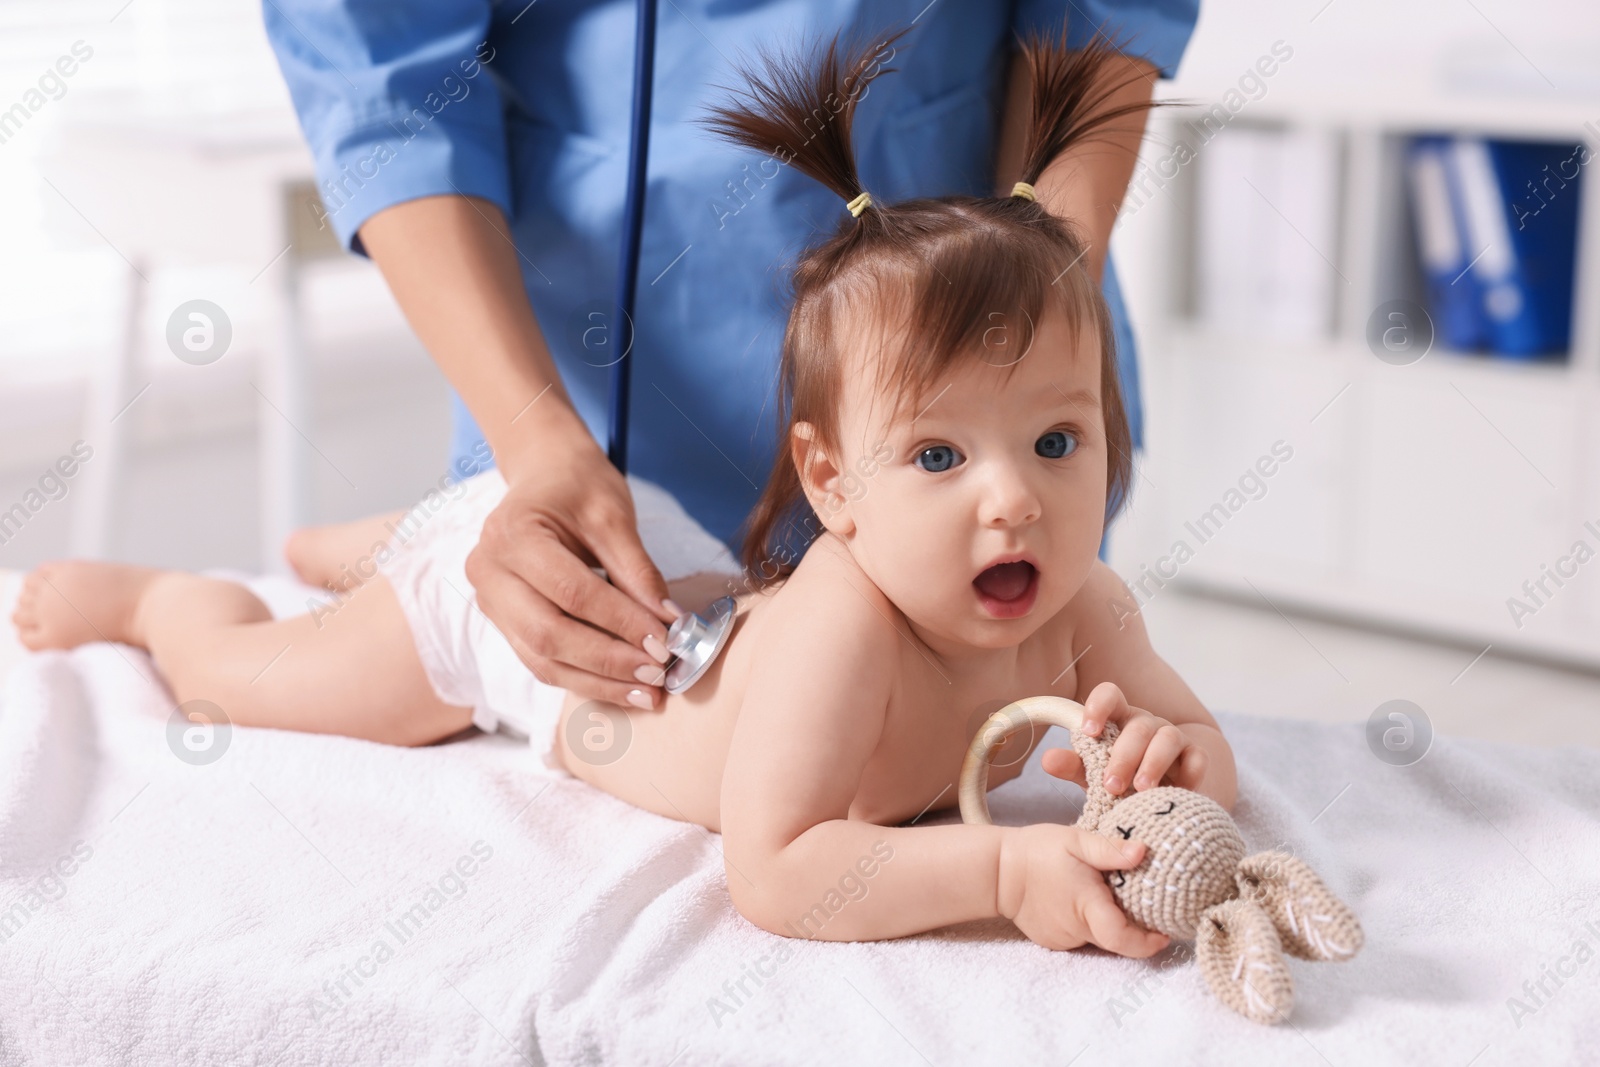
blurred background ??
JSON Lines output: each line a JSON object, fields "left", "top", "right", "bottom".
{"left": 1, "top": 0, "right": 1596, "bottom": 744}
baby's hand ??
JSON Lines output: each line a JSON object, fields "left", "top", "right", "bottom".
{"left": 1041, "top": 682, "right": 1208, "bottom": 797}
{"left": 996, "top": 824, "right": 1170, "bottom": 957}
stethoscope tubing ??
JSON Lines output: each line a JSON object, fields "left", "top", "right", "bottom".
{"left": 606, "top": 0, "right": 658, "bottom": 475}
{"left": 577, "top": 4, "right": 741, "bottom": 692}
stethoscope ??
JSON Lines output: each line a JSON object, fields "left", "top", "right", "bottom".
{"left": 608, "top": 0, "right": 735, "bottom": 695}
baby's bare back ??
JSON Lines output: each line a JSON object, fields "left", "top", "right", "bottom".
{"left": 554, "top": 556, "right": 1074, "bottom": 832}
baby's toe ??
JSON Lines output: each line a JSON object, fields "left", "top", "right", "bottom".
{"left": 14, "top": 573, "right": 43, "bottom": 617}
{"left": 13, "top": 600, "right": 45, "bottom": 649}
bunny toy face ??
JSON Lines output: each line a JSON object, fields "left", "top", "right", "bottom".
{"left": 959, "top": 695, "right": 1363, "bottom": 1025}
{"left": 1087, "top": 785, "right": 1246, "bottom": 939}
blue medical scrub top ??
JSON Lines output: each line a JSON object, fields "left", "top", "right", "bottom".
{"left": 266, "top": 0, "right": 1198, "bottom": 549}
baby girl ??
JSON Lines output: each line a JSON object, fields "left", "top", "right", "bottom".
{"left": 14, "top": 26, "right": 1235, "bottom": 959}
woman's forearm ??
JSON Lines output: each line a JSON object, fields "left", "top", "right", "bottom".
{"left": 994, "top": 51, "right": 1158, "bottom": 279}
{"left": 731, "top": 820, "right": 1007, "bottom": 942}
{"left": 357, "top": 194, "right": 588, "bottom": 481}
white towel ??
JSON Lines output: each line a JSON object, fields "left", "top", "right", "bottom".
{"left": 1, "top": 569, "right": 1597, "bottom": 1065}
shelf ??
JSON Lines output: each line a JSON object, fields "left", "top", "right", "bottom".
{"left": 1113, "top": 103, "right": 1600, "bottom": 668}
{"left": 1153, "top": 89, "right": 1600, "bottom": 143}
{"left": 1164, "top": 323, "right": 1581, "bottom": 384}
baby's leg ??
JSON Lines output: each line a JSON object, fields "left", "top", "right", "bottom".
{"left": 283, "top": 511, "right": 404, "bottom": 592}
{"left": 13, "top": 561, "right": 472, "bottom": 747}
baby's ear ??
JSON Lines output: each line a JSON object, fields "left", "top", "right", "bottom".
{"left": 1236, "top": 851, "right": 1364, "bottom": 962}
{"left": 1196, "top": 899, "right": 1294, "bottom": 1025}
{"left": 791, "top": 421, "right": 854, "bottom": 536}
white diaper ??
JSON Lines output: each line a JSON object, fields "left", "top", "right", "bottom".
{"left": 378, "top": 470, "right": 742, "bottom": 772}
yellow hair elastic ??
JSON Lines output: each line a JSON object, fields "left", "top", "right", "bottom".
{"left": 846, "top": 191, "right": 872, "bottom": 217}
{"left": 1011, "top": 181, "right": 1037, "bottom": 202}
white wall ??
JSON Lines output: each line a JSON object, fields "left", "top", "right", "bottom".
{"left": 5, "top": 0, "right": 1598, "bottom": 589}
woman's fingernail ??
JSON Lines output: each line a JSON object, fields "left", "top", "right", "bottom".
{"left": 1134, "top": 775, "right": 1150, "bottom": 790}
{"left": 1104, "top": 773, "right": 1123, "bottom": 794}
{"left": 626, "top": 689, "right": 653, "bottom": 709}
{"left": 634, "top": 664, "right": 665, "bottom": 685}
{"left": 643, "top": 634, "right": 670, "bottom": 664}
{"left": 662, "top": 598, "right": 685, "bottom": 617}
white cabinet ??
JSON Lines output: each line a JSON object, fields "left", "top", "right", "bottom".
{"left": 1115, "top": 100, "right": 1600, "bottom": 668}
{"left": 1159, "top": 338, "right": 1349, "bottom": 581}
{"left": 1352, "top": 360, "right": 1576, "bottom": 636}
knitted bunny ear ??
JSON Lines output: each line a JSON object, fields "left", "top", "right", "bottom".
{"left": 1236, "top": 852, "right": 1365, "bottom": 962}
{"left": 1196, "top": 899, "right": 1294, "bottom": 1025}
{"left": 1067, "top": 720, "right": 1119, "bottom": 833}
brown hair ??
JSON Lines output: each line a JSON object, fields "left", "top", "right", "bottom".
{"left": 701, "top": 24, "right": 1157, "bottom": 587}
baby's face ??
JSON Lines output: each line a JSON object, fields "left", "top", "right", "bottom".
{"left": 815, "top": 308, "right": 1110, "bottom": 652}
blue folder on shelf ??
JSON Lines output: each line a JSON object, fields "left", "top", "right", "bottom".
{"left": 1406, "top": 137, "right": 1486, "bottom": 351}
{"left": 1452, "top": 138, "right": 1580, "bottom": 357}
{"left": 1406, "top": 135, "right": 1581, "bottom": 359}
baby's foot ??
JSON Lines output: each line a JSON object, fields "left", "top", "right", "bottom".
{"left": 283, "top": 512, "right": 402, "bottom": 591}
{"left": 12, "top": 561, "right": 161, "bottom": 651}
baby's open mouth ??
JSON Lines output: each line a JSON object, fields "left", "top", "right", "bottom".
{"left": 972, "top": 560, "right": 1039, "bottom": 619}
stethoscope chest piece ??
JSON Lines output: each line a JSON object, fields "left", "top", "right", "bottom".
{"left": 663, "top": 595, "right": 738, "bottom": 694}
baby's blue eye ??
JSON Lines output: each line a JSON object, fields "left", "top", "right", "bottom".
{"left": 1036, "top": 431, "right": 1077, "bottom": 459}
{"left": 915, "top": 445, "right": 962, "bottom": 473}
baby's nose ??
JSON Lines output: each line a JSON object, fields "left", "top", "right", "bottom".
{"left": 977, "top": 466, "right": 1041, "bottom": 527}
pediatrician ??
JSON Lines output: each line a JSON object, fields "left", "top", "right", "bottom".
{"left": 264, "top": 0, "right": 1199, "bottom": 711}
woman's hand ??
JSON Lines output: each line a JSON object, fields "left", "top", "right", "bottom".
{"left": 997, "top": 824, "right": 1169, "bottom": 956}
{"left": 466, "top": 415, "right": 679, "bottom": 709}
{"left": 1040, "top": 681, "right": 1209, "bottom": 797}
{"left": 356, "top": 195, "right": 679, "bottom": 708}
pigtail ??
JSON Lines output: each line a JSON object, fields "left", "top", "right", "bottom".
{"left": 1008, "top": 25, "right": 1161, "bottom": 534}
{"left": 705, "top": 28, "right": 906, "bottom": 580}
{"left": 700, "top": 28, "right": 908, "bottom": 226}
{"left": 1013, "top": 25, "right": 1163, "bottom": 188}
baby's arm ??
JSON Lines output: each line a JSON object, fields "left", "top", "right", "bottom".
{"left": 719, "top": 577, "right": 1162, "bottom": 955}
{"left": 1054, "top": 562, "right": 1238, "bottom": 809}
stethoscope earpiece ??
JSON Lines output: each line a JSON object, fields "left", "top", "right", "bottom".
{"left": 662, "top": 595, "right": 738, "bottom": 694}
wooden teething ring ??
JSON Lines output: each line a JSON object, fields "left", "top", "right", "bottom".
{"left": 958, "top": 695, "right": 1089, "bottom": 826}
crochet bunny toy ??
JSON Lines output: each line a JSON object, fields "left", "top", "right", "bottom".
{"left": 959, "top": 696, "right": 1363, "bottom": 1024}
